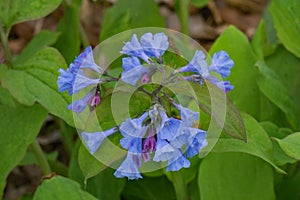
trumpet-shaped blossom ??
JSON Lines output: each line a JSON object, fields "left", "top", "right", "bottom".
{"left": 186, "top": 128, "right": 207, "bottom": 158}
{"left": 119, "top": 112, "right": 148, "bottom": 138}
{"left": 157, "top": 111, "right": 182, "bottom": 141}
{"left": 209, "top": 50, "right": 234, "bottom": 78}
{"left": 120, "top": 34, "right": 150, "bottom": 63}
{"left": 178, "top": 50, "right": 209, "bottom": 76}
{"left": 67, "top": 89, "right": 95, "bottom": 113}
{"left": 57, "top": 46, "right": 102, "bottom": 95}
{"left": 142, "top": 127, "right": 156, "bottom": 162}
{"left": 153, "top": 136, "right": 181, "bottom": 162}
{"left": 81, "top": 127, "right": 118, "bottom": 154}
{"left": 174, "top": 104, "right": 199, "bottom": 127}
{"left": 114, "top": 153, "right": 143, "bottom": 180}
{"left": 140, "top": 32, "right": 169, "bottom": 59}
{"left": 166, "top": 151, "right": 190, "bottom": 171}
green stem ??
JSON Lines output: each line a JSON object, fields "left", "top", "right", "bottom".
{"left": 172, "top": 171, "right": 188, "bottom": 200}
{"left": 175, "top": 0, "right": 190, "bottom": 35}
{"left": 30, "top": 139, "right": 51, "bottom": 175}
{"left": 58, "top": 119, "right": 75, "bottom": 156}
{"left": 0, "top": 22, "right": 12, "bottom": 68}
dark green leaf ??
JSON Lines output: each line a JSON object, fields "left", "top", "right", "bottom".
{"left": 0, "top": 104, "right": 48, "bottom": 197}
{"left": 256, "top": 61, "right": 297, "bottom": 129}
{"left": 0, "top": 47, "right": 74, "bottom": 126}
{"left": 33, "top": 176, "right": 97, "bottom": 200}
{"left": 275, "top": 171, "right": 300, "bottom": 200}
{"left": 0, "top": 0, "right": 62, "bottom": 30}
{"left": 269, "top": 0, "right": 300, "bottom": 57}
{"left": 199, "top": 152, "right": 276, "bottom": 200}
{"left": 0, "top": 86, "right": 16, "bottom": 107}
{"left": 100, "top": 0, "right": 165, "bottom": 41}
{"left": 54, "top": 4, "right": 81, "bottom": 63}
{"left": 190, "top": 0, "right": 210, "bottom": 7}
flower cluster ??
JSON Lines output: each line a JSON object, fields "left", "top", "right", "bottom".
{"left": 57, "top": 32, "right": 234, "bottom": 180}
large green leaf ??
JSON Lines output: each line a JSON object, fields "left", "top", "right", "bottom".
{"left": 256, "top": 61, "right": 297, "bottom": 129}
{"left": 33, "top": 176, "right": 97, "bottom": 200}
{"left": 0, "top": 0, "right": 62, "bottom": 30}
{"left": 198, "top": 152, "right": 276, "bottom": 200}
{"left": 209, "top": 26, "right": 260, "bottom": 119}
{"left": 275, "top": 170, "right": 300, "bottom": 200}
{"left": 100, "top": 0, "right": 165, "bottom": 41}
{"left": 0, "top": 103, "right": 48, "bottom": 198}
{"left": 122, "top": 176, "right": 176, "bottom": 200}
{"left": 0, "top": 47, "right": 74, "bottom": 126}
{"left": 265, "top": 45, "right": 300, "bottom": 130}
{"left": 54, "top": 4, "right": 80, "bottom": 63}
{"left": 212, "top": 113, "right": 284, "bottom": 173}
{"left": 275, "top": 132, "right": 300, "bottom": 160}
{"left": 269, "top": 0, "right": 300, "bottom": 57}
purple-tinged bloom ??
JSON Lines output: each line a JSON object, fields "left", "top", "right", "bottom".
{"left": 67, "top": 89, "right": 95, "bottom": 113}
{"left": 142, "top": 127, "right": 156, "bottom": 162}
{"left": 114, "top": 153, "right": 142, "bottom": 180}
{"left": 119, "top": 112, "right": 148, "bottom": 138}
{"left": 153, "top": 137, "right": 181, "bottom": 162}
{"left": 174, "top": 104, "right": 199, "bottom": 127}
{"left": 141, "top": 73, "right": 151, "bottom": 84}
{"left": 140, "top": 33, "right": 169, "bottom": 58}
{"left": 178, "top": 50, "right": 209, "bottom": 76}
{"left": 72, "top": 71, "right": 101, "bottom": 93}
{"left": 57, "top": 46, "right": 102, "bottom": 95}
{"left": 209, "top": 50, "right": 234, "bottom": 78}
{"left": 121, "top": 34, "right": 150, "bottom": 63}
{"left": 186, "top": 128, "right": 207, "bottom": 158}
{"left": 81, "top": 127, "right": 118, "bottom": 154}
{"left": 166, "top": 152, "right": 190, "bottom": 171}
{"left": 207, "top": 76, "right": 234, "bottom": 93}
{"left": 89, "top": 90, "right": 101, "bottom": 107}
{"left": 157, "top": 111, "right": 182, "bottom": 141}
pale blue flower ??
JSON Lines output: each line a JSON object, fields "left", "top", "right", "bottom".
{"left": 174, "top": 104, "right": 199, "bottom": 127}
{"left": 67, "top": 89, "right": 95, "bottom": 113}
{"left": 121, "top": 34, "right": 150, "bottom": 63}
{"left": 73, "top": 71, "right": 101, "bottom": 93}
{"left": 186, "top": 128, "right": 207, "bottom": 158}
{"left": 120, "top": 136, "right": 142, "bottom": 154}
{"left": 140, "top": 32, "right": 169, "bottom": 58}
{"left": 157, "top": 110, "right": 182, "bottom": 141}
{"left": 119, "top": 112, "right": 148, "bottom": 138}
{"left": 114, "top": 153, "right": 142, "bottom": 180}
{"left": 153, "top": 137, "right": 181, "bottom": 162}
{"left": 81, "top": 127, "right": 118, "bottom": 154}
{"left": 166, "top": 152, "right": 190, "bottom": 171}
{"left": 121, "top": 65, "right": 149, "bottom": 86}
{"left": 122, "top": 57, "right": 142, "bottom": 72}
{"left": 178, "top": 50, "right": 209, "bottom": 76}
{"left": 209, "top": 50, "right": 234, "bottom": 78}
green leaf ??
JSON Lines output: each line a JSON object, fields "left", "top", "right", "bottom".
{"left": 33, "top": 176, "right": 97, "bottom": 200}
{"left": 190, "top": 0, "right": 210, "bottom": 7}
{"left": 86, "top": 168, "right": 126, "bottom": 200}
{"left": 275, "top": 170, "right": 300, "bottom": 200}
{"left": 260, "top": 121, "right": 297, "bottom": 166}
{"left": 212, "top": 113, "right": 285, "bottom": 173}
{"left": 122, "top": 176, "right": 176, "bottom": 200}
{"left": 275, "top": 132, "right": 300, "bottom": 160}
{"left": 198, "top": 152, "right": 276, "bottom": 200}
{"left": 54, "top": 4, "right": 80, "bottom": 63}
{"left": 174, "top": 0, "right": 189, "bottom": 34}
{"left": 256, "top": 61, "right": 297, "bottom": 129}
{"left": 0, "top": 86, "right": 16, "bottom": 107}
{"left": 14, "top": 30, "right": 60, "bottom": 65}
{"left": 0, "top": 47, "right": 74, "bottom": 126}
{"left": 100, "top": 0, "right": 165, "bottom": 41}
{"left": 209, "top": 26, "right": 260, "bottom": 119}
{"left": 265, "top": 45, "right": 300, "bottom": 129}
{"left": 0, "top": 0, "right": 62, "bottom": 30}
{"left": 269, "top": 0, "right": 300, "bottom": 57}
{"left": 0, "top": 104, "right": 48, "bottom": 198}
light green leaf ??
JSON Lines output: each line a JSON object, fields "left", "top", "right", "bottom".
{"left": 100, "top": 0, "right": 165, "bottom": 41}
{"left": 212, "top": 113, "right": 284, "bottom": 173}
{"left": 54, "top": 4, "right": 80, "bottom": 63}
{"left": 0, "top": 86, "right": 16, "bottom": 107}
{"left": 256, "top": 61, "right": 297, "bottom": 129}
{"left": 0, "top": 104, "right": 48, "bottom": 198}
{"left": 0, "top": 0, "right": 62, "bottom": 30}
{"left": 275, "top": 132, "right": 300, "bottom": 160}
{"left": 269, "top": 0, "right": 300, "bottom": 57}
{"left": 209, "top": 26, "right": 260, "bottom": 119}
{"left": 0, "top": 47, "right": 74, "bottom": 126}
{"left": 33, "top": 176, "right": 97, "bottom": 200}
{"left": 199, "top": 152, "right": 276, "bottom": 200}
{"left": 15, "top": 30, "right": 60, "bottom": 65}
{"left": 265, "top": 45, "right": 300, "bottom": 130}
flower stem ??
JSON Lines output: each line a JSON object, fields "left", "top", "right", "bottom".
{"left": 0, "top": 22, "right": 12, "bottom": 68}
{"left": 30, "top": 139, "right": 51, "bottom": 175}
{"left": 172, "top": 171, "right": 188, "bottom": 200}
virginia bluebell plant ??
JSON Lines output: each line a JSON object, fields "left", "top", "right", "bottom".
{"left": 57, "top": 32, "right": 234, "bottom": 180}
